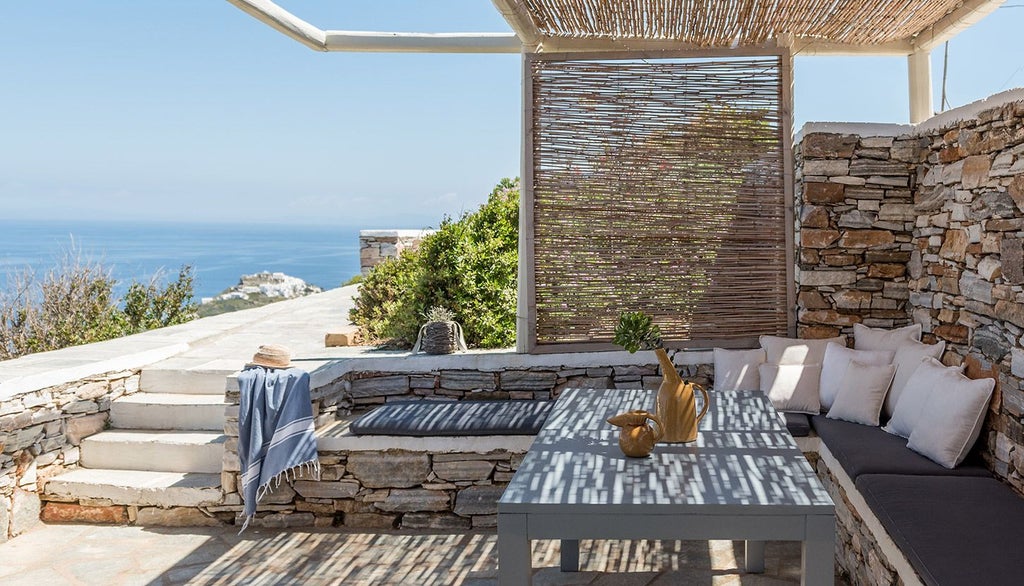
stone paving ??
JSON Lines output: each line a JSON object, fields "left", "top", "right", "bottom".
{"left": 0, "top": 523, "right": 849, "bottom": 585}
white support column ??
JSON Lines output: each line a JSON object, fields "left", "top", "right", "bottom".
{"left": 908, "top": 50, "right": 934, "bottom": 124}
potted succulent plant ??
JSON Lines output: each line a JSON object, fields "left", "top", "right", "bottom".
{"left": 613, "top": 311, "right": 709, "bottom": 443}
{"left": 413, "top": 306, "right": 467, "bottom": 355}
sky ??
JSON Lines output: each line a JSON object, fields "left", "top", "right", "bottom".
{"left": 2, "top": 1, "right": 1023, "bottom": 229}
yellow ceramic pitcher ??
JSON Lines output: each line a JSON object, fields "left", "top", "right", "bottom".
{"left": 607, "top": 410, "right": 664, "bottom": 458}
{"left": 654, "top": 348, "right": 710, "bottom": 443}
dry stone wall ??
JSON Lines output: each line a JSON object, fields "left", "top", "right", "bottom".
{"left": 359, "top": 230, "right": 433, "bottom": 275}
{"left": 909, "top": 101, "right": 1024, "bottom": 489}
{"left": 0, "top": 370, "right": 140, "bottom": 541}
{"left": 215, "top": 356, "right": 713, "bottom": 529}
{"left": 795, "top": 132, "right": 922, "bottom": 339}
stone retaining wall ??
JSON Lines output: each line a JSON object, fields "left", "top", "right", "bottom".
{"left": 0, "top": 370, "right": 140, "bottom": 541}
{"left": 214, "top": 354, "right": 714, "bottom": 529}
{"left": 359, "top": 230, "right": 433, "bottom": 275}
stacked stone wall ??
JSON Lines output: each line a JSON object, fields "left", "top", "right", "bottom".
{"left": 359, "top": 230, "right": 433, "bottom": 275}
{"left": 213, "top": 356, "right": 713, "bottom": 529}
{"left": 794, "top": 132, "right": 923, "bottom": 339}
{"left": 0, "top": 370, "right": 140, "bottom": 541}
{"left": 909, "top": 101, "right": 1024, "bottom": 490}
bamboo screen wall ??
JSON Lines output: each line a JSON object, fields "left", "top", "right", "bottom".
{"left": 526, "top": 54, "right": 790, "bottom": 350}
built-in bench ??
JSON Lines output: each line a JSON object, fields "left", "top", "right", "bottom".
{"left": 803, "top": 414, "right": 1024, "bottom": 586}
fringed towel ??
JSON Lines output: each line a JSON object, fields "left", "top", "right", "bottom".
{"left": 237, "top": 365, "right": 320, "bottom": 532}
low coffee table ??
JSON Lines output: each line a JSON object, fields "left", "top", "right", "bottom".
{"left": 497, "top": 387, "right": 835, "bottom": 585}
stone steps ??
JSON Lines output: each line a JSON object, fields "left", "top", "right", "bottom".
{"left": 110, "top": 392, "right": 226, "bottom": 431}
{"left": 81, "top": 430, "right": 226, "bottom": 474}
{"left": 43, "top": 469, "right": 222, "bottom": 508}
{"left": 139, "top": 367, "right": 235, "bottom": 395}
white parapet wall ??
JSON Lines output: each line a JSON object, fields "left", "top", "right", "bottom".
{"left": 358, "top": 229, "right": 435, "bottom": 275}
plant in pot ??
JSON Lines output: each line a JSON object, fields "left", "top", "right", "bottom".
{"left": 412, "top": 306, "right": 468, "bottom": 355}
{"left": 613, "top": 311, "right": 709, "bottom": 443}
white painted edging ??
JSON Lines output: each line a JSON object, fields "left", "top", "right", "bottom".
{"left": 816, "top": 442, "right": 925, "bottom": 586}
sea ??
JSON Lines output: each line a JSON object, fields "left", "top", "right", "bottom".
{"left": 0, "top": 219, "right": 363, "bottom": 301}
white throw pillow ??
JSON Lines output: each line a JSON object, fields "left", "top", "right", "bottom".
{"left": 759, "top": 363, "right": 822, "bottom": 414}
{"left": 826, "top": 361, "right": 896, "bottom": 426}
{"left": 819, "top": 343, "right": 895, "bottom": 411}
{"left": 906, "top": 374, "right": 995, "bottom": 468}
{"left": 713, "top": 348, "right": 766, "bottom": 391}
{"left": 759, "top": 335, "right": 845, "bottom": 366}
{"left": 853, "top": 323, "right": 922, "bottom": 352}
{"left": 884, "top": 358, "right": 961, "bottom": 438}
{"left": 884, "top": 339, "right": 947, "bottom": 419}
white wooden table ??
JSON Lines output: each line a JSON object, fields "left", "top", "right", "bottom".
{"left": 497, "top": 388, "right": 835, "bottom": 585}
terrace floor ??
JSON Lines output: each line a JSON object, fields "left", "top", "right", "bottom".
{"left": 0, "top": 523, "right": 845, "bottom": 585}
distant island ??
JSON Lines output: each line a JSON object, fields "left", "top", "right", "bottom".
{"left": 198, "top": 271, "right": 323, "bottom": 317}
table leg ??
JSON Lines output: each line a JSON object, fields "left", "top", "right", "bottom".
{"left": 498, "top": 513, "right": 532, "bottom": 586}
{"left": 801, "top": 514, "right": 836, "bottom": 586}
{"left": 744, "top": 540, "right": 765, "bottom": 573}
{"left": 560, "top": 539, "right": 580, "bottom": 572}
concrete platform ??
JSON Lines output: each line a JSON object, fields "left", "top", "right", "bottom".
{"left": 0, "top": 523, "right": 849, "bottom": 585}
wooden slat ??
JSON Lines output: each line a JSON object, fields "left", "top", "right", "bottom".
{"left": 528, "top": 55, "right": 789, "bottom": 348}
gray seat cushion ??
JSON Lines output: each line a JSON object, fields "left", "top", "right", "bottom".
{"left": 811, "top": 416, "right": 989, "bottom": 480}
{"left": 783, "top": 412, "right": 811, "bottom": 437}
{"left": 856, "top": 474, "right": 1024, "bottom": 586}
{"left": 350, "top": 400, "right": 552, "bottom": 436}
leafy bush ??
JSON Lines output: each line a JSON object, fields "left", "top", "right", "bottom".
{"left": 350, "top": 178, "right": 519, "bottom": 348}
{"left": 0, "top": 248, "right": 197, "bottom": 360}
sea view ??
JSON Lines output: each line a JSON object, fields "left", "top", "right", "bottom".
{"left": 0, "top": 219, "right": 366, "bottom": 301}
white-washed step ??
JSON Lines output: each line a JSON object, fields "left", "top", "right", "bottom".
{"left": 81, "top": 430, "right": 226, "bottom": 474}
{"left": 44, "top": 469, "right": 222, "bottom": 508}
{"left": 140, "top": 367, "right": 236, "bottom": 395}
{"left": 110, "top": 393, "right": 226, "bottom": 431}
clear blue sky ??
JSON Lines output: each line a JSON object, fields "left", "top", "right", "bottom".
{"left": 2, "top": 1, "right": 1023, "bottom": 228}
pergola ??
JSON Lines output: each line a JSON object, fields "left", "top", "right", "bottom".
{"left": 229, "top": 0, "right": 1005, "bottom": 123}
{"left": 228, "top": 1, "right": 1005, "bottom": 352}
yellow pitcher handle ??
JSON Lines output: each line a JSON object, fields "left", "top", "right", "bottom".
{"left": 644, "top": 411, "right": 665, "bottom": 442}
{"left": 693, "top": 383, "right": 710, "bottom": 425}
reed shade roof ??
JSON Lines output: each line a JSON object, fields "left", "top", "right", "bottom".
{"left": 527, "top": 55, "right": 788, "bottom": 348}
{"left": 517, "top": 0, "right": 964, "bottom": 46}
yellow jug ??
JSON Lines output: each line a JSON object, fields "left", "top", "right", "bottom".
{"left": 607, "top": 410, "right": 664, "bottom": 458}
{"left": 654, "top": 348, "right": 710, "bottom": 443}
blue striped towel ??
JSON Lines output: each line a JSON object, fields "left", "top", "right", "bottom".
{"left": 237, "top": 365, "right": 320, "bottom": 532}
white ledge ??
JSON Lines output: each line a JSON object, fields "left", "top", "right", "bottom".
{"left": 316, "top": 420, "right": 535, "bottom": 453}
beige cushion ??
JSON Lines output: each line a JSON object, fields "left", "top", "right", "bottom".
{"left": 759, "top": 335, "right": 845, "bottom": 366}
{"left": 759, "top": 363, "right": 822, "bottom": 414}
{"left": 853, "top": 323, "right": 921, "bottom": 352}
{"left": 884, "top": 358, "right": 959, "bottom": 438}
{"left": 907, "top": 373, "right": 994, "bottom": 468}
{"left": 826, "top": 361, "right": 896, "bottom": 426}
{"left": 884, "top": 339, "right": 946, "bottom": 419}
{"left": 713, "top": 348, "right": 766, "bottom": 391}
{"left": 819, "top": 343, "right": 894, "bottom": 411}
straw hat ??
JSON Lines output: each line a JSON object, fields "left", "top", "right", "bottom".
{"left": 251, "top": 344, "right": 292, "bottom": 369}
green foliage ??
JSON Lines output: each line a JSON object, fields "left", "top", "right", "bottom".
{"left": 424, "top": 306, "right": 455, "bottom": 323}
{"left": 342, "top": 274, "right": 363, "bottom": 287}
{"left": 350, "top": 178, "right": 519, "bottom": 349}
{"left": 0, "top": 249, "right": 198, "bottom": 360}
{"left": 121, "top": 266, "right": 197, "bottom": 334}
{"left": 613, "top": 311, "right": 663, "bottom": 353}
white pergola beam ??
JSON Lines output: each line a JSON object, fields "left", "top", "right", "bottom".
{"left": 324, "top": 31, "right": 520, "bottom": 54}
{"left": 227, "top": 0, "right": 522, "bottom": 53}
{"left": 539, "top": 36, "right": 915, "bottom": 56}
{"left": 908, "top": 50, "right": 934, "bottom": 124}
{"left": 227, "top": 0, "right": 326, "bottom": 51}
{"left": 915, "top": 0, "right": 1006, "bottom": 52}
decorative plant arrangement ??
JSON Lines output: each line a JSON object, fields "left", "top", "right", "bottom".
{"left": 612, "top": 311, "right": 709, "bottom": 444}
{"left": 413, "top": 305, "right": 467, "bottom": 355}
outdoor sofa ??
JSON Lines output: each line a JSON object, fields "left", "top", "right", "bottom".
{"left": 720, "top": 324, "right": 1024, "bottom": 585}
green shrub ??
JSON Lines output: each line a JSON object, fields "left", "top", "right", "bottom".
{"left": 350, "top": 178, "right": 519, "bottom": 348}
{"left": 0, "top": 249, "right": 197, "bottom": 360}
